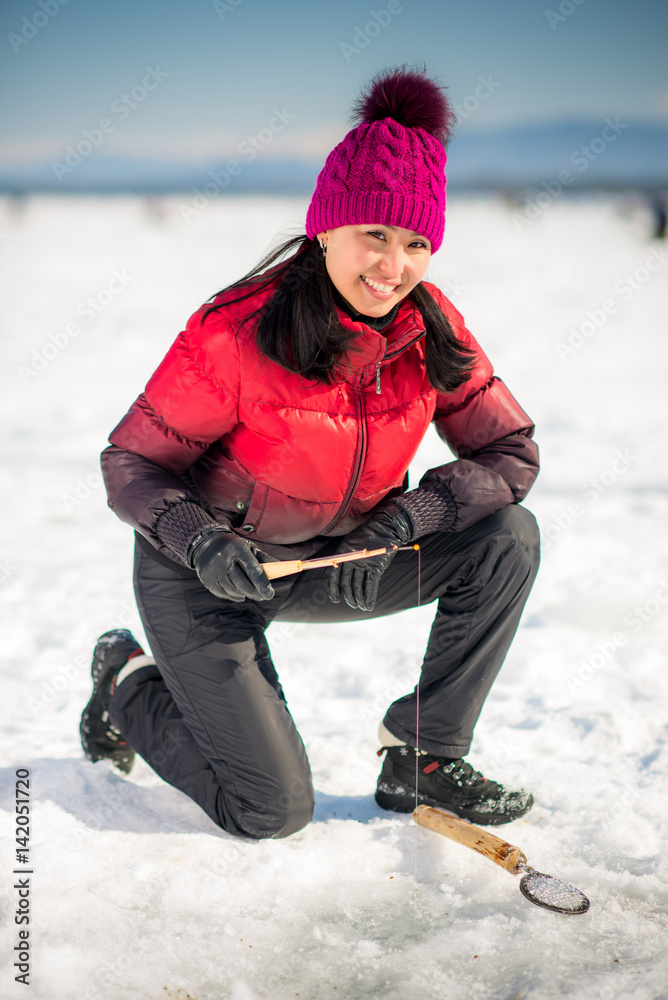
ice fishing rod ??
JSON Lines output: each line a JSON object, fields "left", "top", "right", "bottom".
{"left": 414, "top": 805, "right": 590, "bottom": 914}
{"left": 261, "top": 544, "right": 419, "bottom": 581}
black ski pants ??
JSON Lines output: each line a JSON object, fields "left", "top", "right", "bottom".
{"left": 109, "top": 504, "right": 539, "bottom": 840}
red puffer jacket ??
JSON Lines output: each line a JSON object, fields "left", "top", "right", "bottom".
{"left": 102, "top": 279, "right": 538, "bottom": 563}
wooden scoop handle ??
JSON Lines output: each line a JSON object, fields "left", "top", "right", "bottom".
{"left": 413, "top": 805, "right": 527, "bottom": 875}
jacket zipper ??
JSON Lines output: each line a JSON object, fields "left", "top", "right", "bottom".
{"left": 321, "top": 376, "right": 368, "bottom": 535}
{"left": 322, "top": 328, "right": 425, "bottom": 532}
{"left": 375, "top": 330, "right": 426, "bottom": 395}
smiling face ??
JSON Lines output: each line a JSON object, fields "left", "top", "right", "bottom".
{"left": 316, "top": 223, "right": 432, "bottom": 317}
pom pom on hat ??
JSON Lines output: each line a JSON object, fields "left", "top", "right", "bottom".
{"left": 351, "top": 65, "right": 456, "bottom": 147}
{"left": 306, "top": 65, "right": 454, "bottom": 252}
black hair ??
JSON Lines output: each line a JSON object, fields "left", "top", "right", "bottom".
{"left": 202, "top": 234, "right": 475, "bottom": 393}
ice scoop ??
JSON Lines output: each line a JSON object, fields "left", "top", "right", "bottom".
{"left": 414, "top": 804, "right": 590, "bottom": 914}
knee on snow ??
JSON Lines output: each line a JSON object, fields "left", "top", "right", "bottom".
{"left": 233, "top": 781, "right": 315, "bottom": 841}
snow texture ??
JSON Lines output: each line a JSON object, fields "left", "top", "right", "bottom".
{"left": 1, "top": 192, "right": 667, "bottom": 1000}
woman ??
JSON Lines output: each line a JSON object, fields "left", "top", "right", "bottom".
{"left": 80, "top": 67, "right": 540, "bottom": 840}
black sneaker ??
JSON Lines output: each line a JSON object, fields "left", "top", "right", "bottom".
{"left": 375, "top": 745, "right": 533, "bottom": 826}
{"left": 79, "top": 629, "right": 142, "bottom": 775}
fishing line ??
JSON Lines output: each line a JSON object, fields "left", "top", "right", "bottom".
{"left": 414, "top": 544, "right": 422, "bottom": 891}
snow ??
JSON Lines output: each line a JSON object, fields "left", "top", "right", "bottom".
{"left": 1, "top": 192, "right": 668, "bottom": 999}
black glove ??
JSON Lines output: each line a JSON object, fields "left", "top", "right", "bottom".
{"left": 328, "top": 504, "right": 413, "bottom": 612}
{"left": 187, "top": 525, "right": 275, "bottom": 603}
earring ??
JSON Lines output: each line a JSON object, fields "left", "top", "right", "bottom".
{"left": 319, "top": 240, "right": 327, "bottom": 256}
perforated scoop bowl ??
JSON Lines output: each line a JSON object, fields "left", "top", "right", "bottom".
{"left": 518, "top": 864, "right": 590, "bottom": 914}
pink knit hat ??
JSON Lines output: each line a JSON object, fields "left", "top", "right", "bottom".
{"left": 306, "top": 67, "right": 455, "bottom": 253}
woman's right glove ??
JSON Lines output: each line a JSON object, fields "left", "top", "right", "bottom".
{"left": 187, "top": 525, "right": 275, "bottom": 603}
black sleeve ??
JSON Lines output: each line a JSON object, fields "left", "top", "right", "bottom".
{"left": 101, "top": 444, "right": 219, "bottom": 565}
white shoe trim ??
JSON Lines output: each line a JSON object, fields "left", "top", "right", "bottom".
{"left": 378, "top": 720, "right": 406, "bottom": 747}
{"left": 115, "top": 655, "right": 156, "bottom": 687}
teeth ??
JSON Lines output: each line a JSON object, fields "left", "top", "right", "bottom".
{"left": 362, "top": 275, "right": 395, "bottom": 294}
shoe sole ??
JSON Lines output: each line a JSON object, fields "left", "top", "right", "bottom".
{"left": 375, "top": 781, "right": 534, "bottom": 826}
{"left": 80, "top": 632, "right": 139, "bottom": 775}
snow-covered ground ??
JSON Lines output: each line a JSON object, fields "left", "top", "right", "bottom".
{"left": 1, "top": 192, "right": 667, "bottom": 1000}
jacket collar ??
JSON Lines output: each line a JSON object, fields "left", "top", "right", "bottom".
{"left": 334, "top": 295, "right": 426, "bottom": 377}
{"left": 232, "top": 275, "right": 426, "bottom": 381}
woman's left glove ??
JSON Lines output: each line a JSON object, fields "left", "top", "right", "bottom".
{"left": 328, "top": 504, "right": 413, "bottom": 612}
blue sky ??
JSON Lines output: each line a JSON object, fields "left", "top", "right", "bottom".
{"left": 1, "top": 0, "right": 667, "bottom": 166}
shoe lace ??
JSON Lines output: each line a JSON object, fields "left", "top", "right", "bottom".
{"left": 377, "top": 746, "right": 486, "bottom": 789}
{"left": 437, "top": 757, "right": 485, "bottom": 787}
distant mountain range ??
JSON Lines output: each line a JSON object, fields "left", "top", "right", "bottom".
{"left": 1, "top": 118, "right": 666, "bottom": 194}
{"left": 445, "top": 118, "right": 667, "bottom": 190}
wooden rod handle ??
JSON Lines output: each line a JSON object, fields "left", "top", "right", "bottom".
{"left": 413, "top": 805, "right": 527, "bottom": 875}
{"left": 262, "top": 559, "right": 304, "bottom": 581}
{"left": 261, "top": 546, "right": 392, "bottom": 581}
